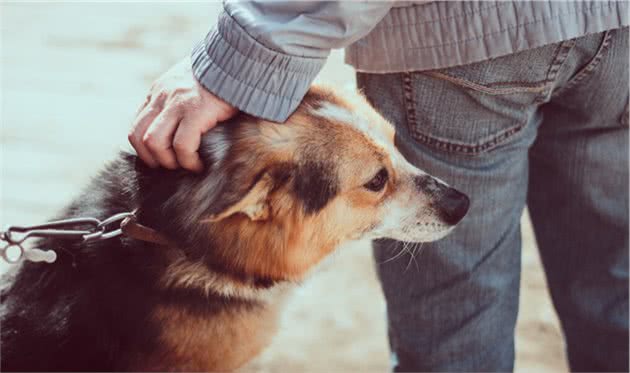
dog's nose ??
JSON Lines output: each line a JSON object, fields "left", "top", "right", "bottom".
{"left": 437, "top": 188, "right": 470, "bottom": 225}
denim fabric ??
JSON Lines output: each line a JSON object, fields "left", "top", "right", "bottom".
{"left": 357, "top": 27, "right": 629, "bottom": 372}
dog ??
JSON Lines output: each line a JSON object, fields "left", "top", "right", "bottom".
{"left": 0, "top": 85, "right": 469, "bottom": 371}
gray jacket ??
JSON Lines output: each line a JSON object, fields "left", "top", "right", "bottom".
{"left": 191, "top": 1, "right": 628, "bottom": 122}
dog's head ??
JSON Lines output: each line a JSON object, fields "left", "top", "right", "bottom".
{"left": 159, "top": 85, "right": 469, "bottom": 282}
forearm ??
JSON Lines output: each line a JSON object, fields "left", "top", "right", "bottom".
{"left": 192, "top": 1, "right": 392, "bottom": 122}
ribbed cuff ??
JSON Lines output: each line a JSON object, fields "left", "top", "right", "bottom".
{"left": 191, "top": 11, "right": 326, "bottom": 123}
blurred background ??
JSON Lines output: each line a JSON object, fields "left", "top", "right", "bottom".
{"left": 1, "top": 3, "right": 568, "bottom": 371}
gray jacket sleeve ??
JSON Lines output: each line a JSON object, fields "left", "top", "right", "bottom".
{"left": 191, "top": 1, "right": 392, "bottom": 122}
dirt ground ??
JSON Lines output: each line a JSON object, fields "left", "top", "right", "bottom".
{"left": 1, "top": 3, "right": 568, "bottom": 372}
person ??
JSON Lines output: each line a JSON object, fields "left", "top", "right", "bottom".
{"left": 128, "top": 2, "right": 629, "bottom": 371}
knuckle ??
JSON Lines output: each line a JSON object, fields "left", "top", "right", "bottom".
{"left": 172, "top": 87, "right": 189, "bottom": 97}
{"left": 127, "top": 131, "right": 138, "bottom": 144}
{"left": 178, "top": 88, "right": 200, "bottom": 101}
{"left": 172, "top": 140, "right": 191, "bottom": 153}
{"left": 177, "top": 158, "right": 193, "bottom": 168}
{"left": 173, "top": 94, "right": 197, "bottom": 110}
{"left": 166, "top": 97, "right": 185, "bottom": 112}
{"left": 186, "top": 97, "right": 202, "bottom": 110}
{"left": 178, "top": 155, "right": 199, "bottom": 170}
{"left": 146, "top": 104, "right": 162, "bottom": 114}
{"left": 128, "top": 129, "right": 144, "bottom": 146}
{"left": 153, "top": 91, "right": 168, "bottom": 104}
{"left": 142, "top": 133, "right": 161, "bottom": 148}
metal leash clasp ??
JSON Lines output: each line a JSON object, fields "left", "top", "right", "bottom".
{"left": 0, "top": 211, "right": 136, "bottom": 264}
{"left": 82, "top": 212, "right": 136, "bottom": 242}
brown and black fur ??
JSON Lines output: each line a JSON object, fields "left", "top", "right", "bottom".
{"left": 0, "top": 86, "right": 469, "bottom": 371}
{"left": 0, "top": 91, "right": 363, "bottom": 371}
{"left": 0, "top": 122, "right": 331, "bottom": 370}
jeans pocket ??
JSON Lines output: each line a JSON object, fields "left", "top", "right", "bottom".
{"left": 403, "top": 43, "right": 562, "bottom": 155}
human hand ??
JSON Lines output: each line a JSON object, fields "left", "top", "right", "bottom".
{"left": 129, "top": 58, "right": 238, "bottom": 172}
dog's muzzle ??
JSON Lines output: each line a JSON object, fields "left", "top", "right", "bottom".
{"left": 415, "top": 175, "right": 470, "bottom": 225}
{"left": 435, "top": 188, "right": 470, "bottom": 225}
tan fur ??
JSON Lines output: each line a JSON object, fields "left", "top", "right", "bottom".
{"left": 142, "top": 85, "right": 457, "bottom": 371}
{"left": 186, "top": 88, "right": 397, "bottom": 283}
{"left": 130, "top": 302, "right": 283, "bottom": 372}
{"left": 161, "top": 249, "right": 291, "bottom": 301}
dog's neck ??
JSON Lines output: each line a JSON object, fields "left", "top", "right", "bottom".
{"left": 132, "top": 207, "right": 299, "bottom": 299}
{"left": 128, "top": 156, "right": 329, "bottom": 302}
{"left": 159, "top": 247, "right": 294, "bottom": 302}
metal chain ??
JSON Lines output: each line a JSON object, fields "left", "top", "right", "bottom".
{"left": 0, "top": 211, "right": 135, "bottom": 264}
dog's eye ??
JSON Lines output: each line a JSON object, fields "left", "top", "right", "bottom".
{"left": 364, "top": 168, "right": 388, "bottom": 192}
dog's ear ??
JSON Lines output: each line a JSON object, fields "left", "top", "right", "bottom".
{"left": 205, "top": 164, "right": 293, "bottom": 222}
{"left": 206, "top": 172, "right": 275, "bottom": 222}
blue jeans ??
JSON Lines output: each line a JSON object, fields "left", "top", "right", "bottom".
{"left": 357, "top": 27, "right": 629, "bottom": 372}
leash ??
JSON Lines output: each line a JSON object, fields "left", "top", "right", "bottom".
{"left": 0, "top": 210, "right": 173, "bottom": 264}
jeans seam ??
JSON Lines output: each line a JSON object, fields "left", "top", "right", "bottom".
{"left": 537, "top": 38, "right": 577, "bottom": 103}
{"left": 621, "top": 99, "right": 629, "bottom": 126}
{"left": 424, "top": 71, "right": 549, "bottom": 95}
{"left": 402, "top": 72, "right": 529, "bottom": 155}
{"left": 422, "top": 40, "right": 576, "bottom": 102}
{"left": 402, "top": 72, "right": 418, "bottom": 130}
{"left": 552, "top": 30, "right": 614, "bottom": 98}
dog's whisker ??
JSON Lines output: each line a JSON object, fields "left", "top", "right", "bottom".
{"left": 380, "top": 247, "right": 406, "bottom": 264}
{"left": 403, "top": 242, "right": 425, "bottom": 273}
{"left": 411, "top": 242, "right": 424, "bottom": 272}
{"left": 380, "top": 241, "right": 408, "bottom": 264}
{"left": 404, "top": 242, "right": 417, "bottom": 272}
{"left": 404, "top": 247, "right": 415, "bottom": 272}
{"left": 401, "top": 241, "right": 414, "bottom": 272}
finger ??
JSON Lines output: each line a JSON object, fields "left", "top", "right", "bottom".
{"left": 172, "top": 117, "right": 207, "bottom": 173}
{"left": 136, "top": 94, "right": 151, "bottom": 115}
{"left": 129, "top": 103, "right": 163, "bottom": 168}
{"left": 143, "top": 107, "right": 181, "bottom": 170}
